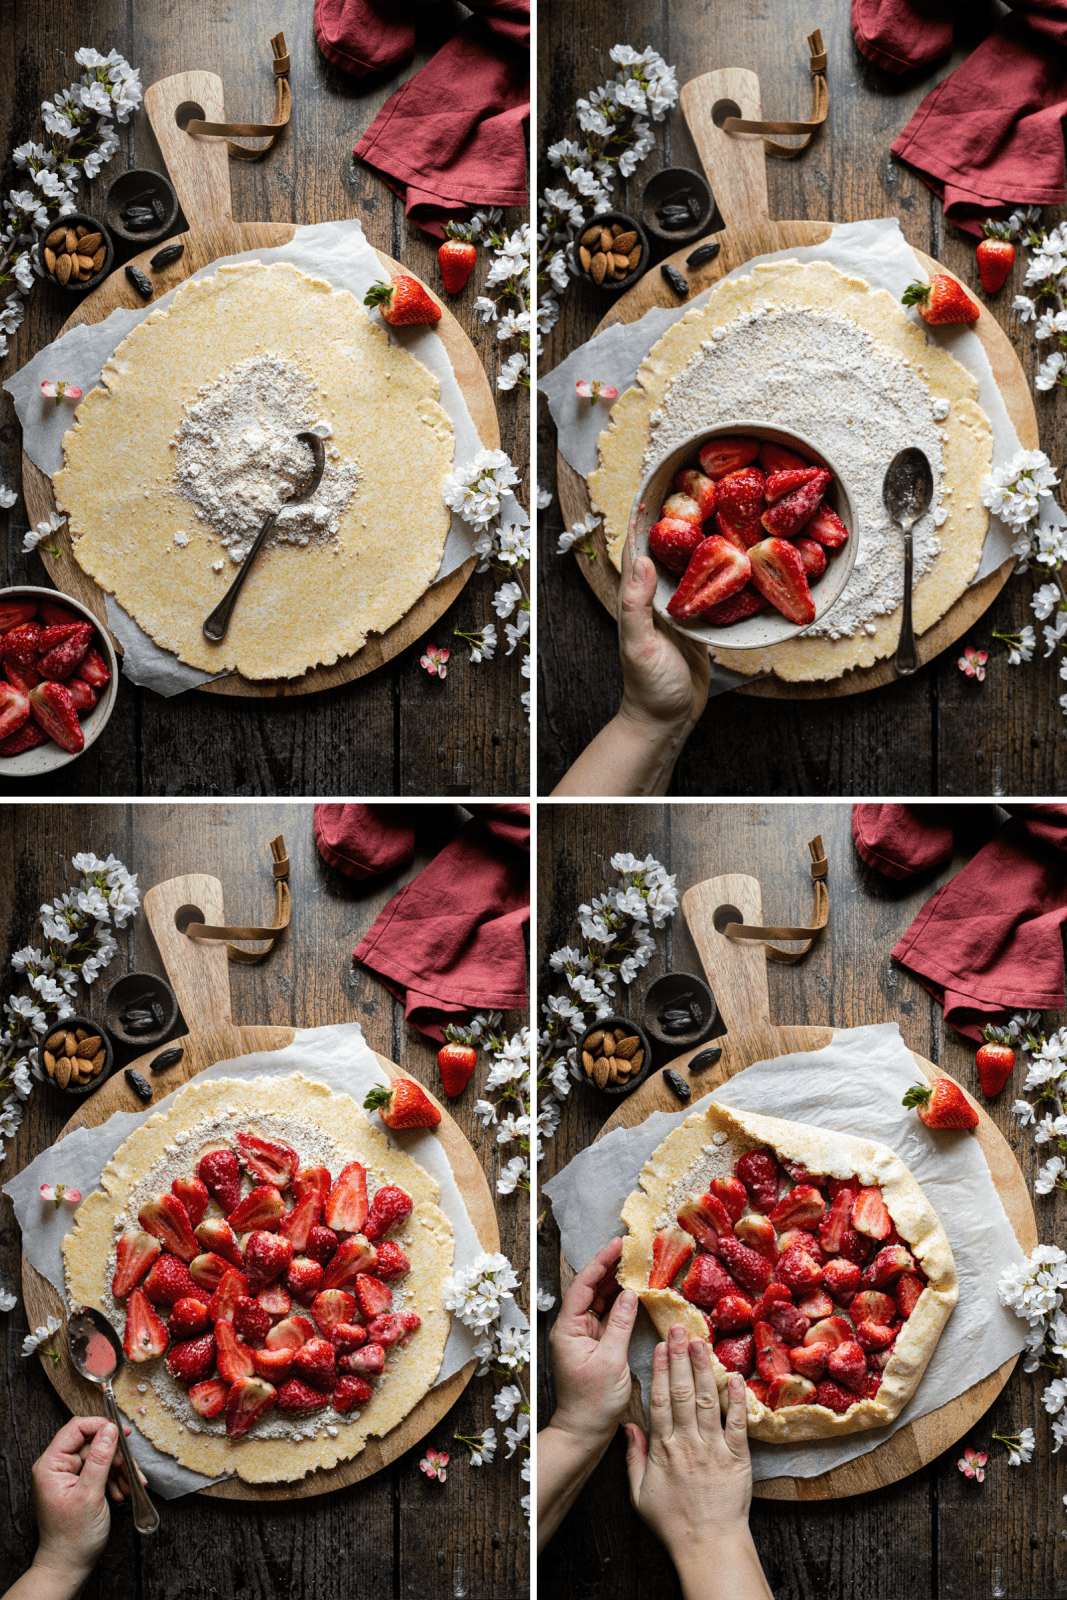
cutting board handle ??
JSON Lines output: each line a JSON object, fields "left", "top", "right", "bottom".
{"left": 145, "top": 874, "right": 233, "bottom": 1031}
{"left": 682, "top": 873, "right": 771, "bottom": 1034}
{"left": 679, "top": 68, "right": 769, "bottom": 232}
{"left": 144, "top": 71, "right": 233, "bottom": 228}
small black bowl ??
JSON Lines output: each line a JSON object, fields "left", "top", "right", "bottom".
{"left": 37, "top": 212, "right": 114, "bottom": 295}
{"left": 105, "top": 971, "right": 178, "bottom": 1048}
{"left": 38, "top": 1015, "right": 113, "bottom": 1098}
{"left": 641, "top": 166, "right": 714, "bottom": 246}
{"left": 572, "top": 211, "right": 650, "bottom": 295}
{"left": 643, "top": 972, "right": 717, "bottom": 1050}
{"left": 104, "top": 167, "right": 179, "bottom": 244}
{"left": 578, "top": 1014, "right": 655, "bottom": 1099}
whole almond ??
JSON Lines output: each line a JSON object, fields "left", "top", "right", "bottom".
{"left": 76, "top": 254, "right": 94, "bottom": 273}
{"left": 75, "top": 224, "right": 87, "bottom": 239}
{"left": 79, "top": 232, "right": 102, "bottom": 255}
{"left": 55, "top": 1056, "right": 72, "bottom": 1088}
{"left": 610, "top": 222, "right": 623, "bottom": 237}
{"left": 581, "top": 224, "right": 602, "bottom": 248}
{"left": 586, "top": 1030, "right": 605, "bottom": 1052}
{"left": 602, "top": 1032, "right": 616, "bottom": 1054}
{"left": 46, "top": 1029, "right": 65, "bottom": 1050}
{"left": 64, "top": 229, "right": 78, "bottom": 255}
{"left": 591, "top": 252, "right": 607, "bottom": 286}
{"left": 632, "top": 1049, "right": 645, "bottom": 1072}
{"left": 593, "top": 1054, "right": 610, "bottom": 1089}
{"left": 64, "top": 1031, "right": 78, "bottom": 1057}
{"left": 627, "top": 246, "right": 641, "bottom": 270}
{"left": 43, "top": 1052, "right": 56, "bottom": 1077}
{"left": 614, "top": 230, "right": 637, "bottom": 254}
{"left": 608, "top": 1058, "right": 619, "bottom": 1082}
{"left": 90, "top": 1056, "right": 104, "bottom": 1075}
{"left": 615, "top": 1035, "right": 639, "bottom": 1060}
{"left": 55, "top": 255, "right": 72, "bottom": 285}
{"left": 44, "top": 246, "right": 56, "bottom": 272}
{"left": 80, "top": 1035, "right": 102, "bottom": 1056}
{"left": 45, "top": 227, "right": 67, "bottom": 250}
{"left": 600, "top": 228, "right": 613, "bottom": 254}
{"left": 613, "top": 253, "right": 630, "bottom": 272}
{"left": 91, "top": 247, "right": 105, "bottom": 272}
{"left": 582, "top": 1050, "right": 595, "bottom": 1073}
{"left": 75, "top": 1028, "right": 88, "bottom": 1041}
{"left": 579, "top": 245, "right": 592, "bottom": 271}
{"left": 91, "top": 1049, "right": 106, "bottom": 1070}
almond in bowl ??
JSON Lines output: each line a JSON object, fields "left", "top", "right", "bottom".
{"left": 579, "top": 1016, "right": 653, "bottom": 1098}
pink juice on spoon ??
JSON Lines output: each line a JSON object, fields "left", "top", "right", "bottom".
{"left": 84, "top": 1330, "right": 117, "bottom": 1378}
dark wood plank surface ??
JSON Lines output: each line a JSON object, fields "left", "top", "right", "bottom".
{"left": 0, "top": 2, "right": 528, "bottom": 797}
{"left": 537, "top": 802, "right": 1062, "bottom": 1599}
{"left": 536, "top": 0, "right": 1063, "bottom": 796}
{"left": 0, "top": 803, "right": 529, "bottom": 1600}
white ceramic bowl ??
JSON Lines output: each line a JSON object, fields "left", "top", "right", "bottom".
{"left": 0, "top": 587, "right": 119, "bottom": 776}
{"left": 631, "top": 421, "right": 859, "bottom": 650}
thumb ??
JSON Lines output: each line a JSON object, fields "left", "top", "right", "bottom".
{"left": 622, "top": 1422, "right": 648, "bottom": 1504}
{"left": 618, "top": 547, "right": 658, "bottom": 657}
{"left": 598, "top": 1287, "right": 639, "bottom": 1363}
{"left": 79, "top": 1421, "right": 118, "bottom": 1497}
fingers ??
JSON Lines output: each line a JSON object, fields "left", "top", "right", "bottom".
{"left": 723, "top": 1371, "right": 752, "bottom": 1462}
{"left": 649, "top": 1339, "right": 673, "bottom": 1442}
{"left": 690, "top": 1336, "right": 725, "bottom": 1440}
{"left": 45, "top": 1414, "right": 113, "bottom": 1472}
{"left": 618, "top": 547, "right": 658, "bottom": 661}
{"left": 596, "top": 1287, "right": 638, "bottom": 1360}
{"left": 667, "top": 1324, "right": 697, "bottom": 1434}
{"left": 623, "top": 1422, "right": 648, "bottom": 1504}
{"left": 557, "top": 1237, "right": 624, "bottom": 1334}
{"left": 79, "top": 1421, "right": 118, "bottom": 1496}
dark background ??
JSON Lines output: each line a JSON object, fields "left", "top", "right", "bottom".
{"left": 537, "top": 0, "right": 1066, "bottom": 796}
{"left": 0, "top": 2, "right": 529, "bottom": 797}
{"left": 537, "top": 801, "right": 1062, "bottom": 1600}
{"left": 0, "top": 802, "right": 529, "bottom": 1599}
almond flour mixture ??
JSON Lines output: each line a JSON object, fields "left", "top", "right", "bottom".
{"left": 171, "top": 353, "right": 361, "bottom": 565}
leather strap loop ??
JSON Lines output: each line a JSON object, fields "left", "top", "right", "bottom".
{"left": 723, "top": 837, "right": 829, "bottom": 964}
{"left": 185, "top": 836, "right": 291, "bottom": 964}
{"left": 723, "top": 30, "right": 828, "bottom": 160}
{"left": 185, "top": 33, "right": 291, "bottom": 162}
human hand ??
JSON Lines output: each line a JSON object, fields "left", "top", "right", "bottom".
{"left": 618, "top": 541, "right": 711, "bottom": 736}
{"left": 30, "top": 1417, "right": 137, "bottom": 1586}
{"left": 549, "top": 1236, "right": 639, "bottom": 1444}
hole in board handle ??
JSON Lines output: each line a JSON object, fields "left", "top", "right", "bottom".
{"left": 174, "top": 903, "right": 206, "bottom": 934}
{"left": 712, "top": 903, "right": 743, "bottom": 934}
{"left": 711, "top": 98, "right": 743, "bottom": 128}
{"left": 174, "top": 101, "right": 206, "bottom": 131}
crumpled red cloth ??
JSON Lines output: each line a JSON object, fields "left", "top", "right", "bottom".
{"left": 350, "top": 0, "right": 529, "bottom": 237}
{"left": 854, "top": 803, "right": 1067, "bottom": 1039}
{"left": 852, "top": 0, "right": 1067, "bottom": 235}
{"left": 334, "top": 803, "right": 529, "bottom": 1040}
{"left": 853, "top": 803, "right": 954, "bottom": 881}
{"left": 314, "top": 804, "right": 417, "bottom": 879}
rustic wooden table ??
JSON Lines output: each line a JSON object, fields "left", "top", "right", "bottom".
{"left": 0, "top": 2, "right": 528, "bottom": 797}
{"left": 537, "top": 802, "right": 1062, "bottom": 1599}
{"left": 537, "top": 1, "right": 1064, "bottom": 796}
{"left": 0, "top": 803, "right": 529, "bottom": 1600}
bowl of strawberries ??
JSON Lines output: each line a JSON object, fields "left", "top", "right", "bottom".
{"left": 634, "top": 423, "right": 858, "bottom": 649}
{"left": 0, "top": 586, "right": 118, "bottom": 773}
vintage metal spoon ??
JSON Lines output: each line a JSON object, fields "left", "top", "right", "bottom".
{"left": 883, "top": 447, "right": 934, "bottom": 677}
{"left": 66, "top": 1304, "right": 160, "bottom": 1535}
{"left": 202, "top": 431, "right": 326, "bottom": 644}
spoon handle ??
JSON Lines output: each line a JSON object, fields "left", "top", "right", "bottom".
{"left": 103, "top": 1381, "right": 160, "bottom": 1534}
{"left": 202, "top": 513, "right": 278, "bottom": 644}
{"left": 895, "top": 523, "right": 921, "bottom": 677}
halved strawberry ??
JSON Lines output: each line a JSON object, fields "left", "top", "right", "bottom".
{"left": 78, "top": 647, "right": 111, "bottom": 689}
{"left": 767, "top": 1374, "right": 816, "bottom": 1410}
{"left": 747, "top": 1378, "right": 770, "bottom": 1405}
{"left": 750, "top": 1282, "right": 793, "bottom": 1323}
{"left": 815, "top": 1379, "right": 858, "bottom": 1414}
{"left": 143, "top": 1254, "right": 199, "bottom": 1308}
{"left": 332, "top": 1375, "right": 372, "bottom": 1412}
{"left": 794, "top": 537, "right": 827, "bottom": 579}
{"left": 789, "top": 1341, "right": 829, "bottom": 1381}
{"left": 796, "top": 1288, "right": 833, "bottom": 1320}
{"left": 677, "top": 1192, "right": 734, "bottom": 1255}
{"left": 867, "top": 1372, "right": 883, "bottom": 1399}
{"left": 764, "top": 467, "right": 823, "bottom": 504}
{"left": 265, "top": 1314, "right": 317, "bottom": 1351}
{"left": 748, "top": 538, "right": 816, "bottom": 626}
{"left": 714, "top": 467, "right": 767, "bottom": 550}
{"left": 648, "top": 516, "right": 705, "bottom": 576}
{"left": 354, "top": 1276, "right": 392, "bottom": 1319}
{"left": 322, "top": 1234, "right": 379, "bottom": 1291}
{"left": 227, "top": 1184, "right": 286, "bottom": 1233}
{"left": 170, "top": 1175, "right": 209, "bottom": 1228}
{"left": 661, "top": 492, "right": 705, "bottom": 527}
{"left": 277, "top": 1377, "right": 330, "bottom": 1413}
{"left": 848, "top": 1290, "right": 896, "bottom": 1327}
{"left": 279, "top": 1189, "right": 324, "bottom": 1251}
{"left": 38, "top": 623, "right": 92, "bottom": 681}
{"left": 233, "top": 1296, "right": 274, "bottom": 1342}
{"left": 827, "top": 1339, "right": 867, "bottom": 1394}
{"left": 854, "top": 1319, "right": 896, "bottom": 1353}
{"left": 27, "top": 680, "right": 83, "bottom": 753}
{"left": 138, "top": 1193, "right": 199, "bottom": 1261}
{"left": 292, "top": 1337, "right": 337, "bottom": 1392}
{"left": 194, "top": 1217, "right": 243, "bottom": 1267}
{"left": 648, "top": 1226, "right": 695, "bottom": 1290}
{"left": 112, "top": 1229, "right": 161, "bottom": 1298}
{"left": 775, "top": 1244, "right": 823, "bottom": 1294}
{"left": 762, "top": 1301, "right": 810, "bottom": 1346}
{"left": 0, "top": 683, "right": 30, "bottom": 742}
{"left": 332, "top": 1322, "right": 368, "bottom": 1355}
{"left": 860, "top": 1245, "right": 915, "bottom": 1290}
{"left": 869, "top": 1342, "right": 897, "bottom": 1371}
{"left": 374, "top": 1241, "right": 410, "bottom": 1280}
{"left": 760, "top": 470, "right": 833, "bottom": 538}
{"left": 709, "top": 1175, "right": 748, "bottom": 1223}
{"left": 363, "top": 1185, "right": 413, "bottom": 1243}
{"left": 306, "top": 1225, "right": 340, "bottom": 1266}
{"left": 777, "top": 1231, "right": 824, "bottom": 1263}
{"left": 822, "top": 1258, "right": 861, "bottom": 1304}
{"left": 895, "top": 1273, "right": 926, "bottom": 1318}
{"left": 733, "top": 1213, "right": 779, "bottom": 1264}
{"left": 757, "top": 441, "right": 807, "bottom": 475}
{"left": 244, "top": 1229, "right": 294, "bottom": 1291}
{"left": 208, "top": 1268, "right": 250, "bottom": 1323}
{"left": 754, "top": 1319, "right": 791, "bottom": 1380}
{"left": 225, "top": 1375, "right": 276, "bottom": 1436}
{"left": 66, "top": 679, "right": 98, "bottom": 716}
{"left": 122, "top": 1287, "right": 168, "bottom": 1363}
{"left": 804, "top": 503, "right": 849, "bottom": 548}
{"left": 215, "top": 1319, "right": 256, "bottom": 1383}
{"left": 837, "top": 1228, "right": 873, "bottom": 1267}
{"left": 695, "top": 584, "right": 770, "bottom": 628}
{"left": 674, "top": 468, "right": 717, "bottom": 519}
{"left": 311, "top": 1289, "right": 358, "bottom": 1340}
{"left": 4, "top": 660, "right": 41, "bottom": 695}
{"left": 1, "top": 623, "right": 42, "bottom": 666}
{"left": 166, "top": 1333, "right": 216, "bottom": 1385}
{"left": 828, "top": 1176, "right": 860, "bottom": 1200}
{"left": 718, "top": 1235, "right": 774, "bottom": 1295}
{"left": 237, "top": 1131, "right": 299, "bottom": 1187}
{"left": 698, "top": 436, "right": 760, "bottom": 480}
{"left": 734, "top": 1149, "right": 782, "bottom": 1212}
{"left": 364, "top": 1311, "right": 420, "bottom": 1348}
{"left": 713, "top": 1334, "right": 755, "bottom": 1376}
{"left": 169, "top": 1297, "right": 212, "bottom": 1340}
{"left": 293, "top": 1165, "right": 333, "bottom": 1203}
{"left": 852, "top": 1187, "right": 891, "bottom": 1240}
{"left": 256, "top": 1285, "right": 291, "bottom": 1317}
{"left": 666, "top": 536, "right": 750, "bottom": 620}
{"left": 0, "top": 600, "right": 38, "bottom": 632}
{"left": 802, "top": 1317, "right": 852, "bottom": 1350}
{"left": 324, "top": 1161, "right": 369, "bottom": 1234}
{"left": 339, "top": 1343, "right": 385, "bottom": 1377}
{"left": 709, "top": 1293, "right": 754, "bottom": 1333}
{"left": 253, "top": 1347, "right": 295, "bottom": 1383}
{"left": 769, "top": 1185, "right": 825, "bottom": 1232}
{"left": 197, "top": 1148, "right": 242, "bottom": 1213}
{"left": 189, "top": 1251, "right": 233, "bottom": 1294}
{"left": 0, "top": 721, "right": 48, "bottom": 756}
{"left": 189, "top": 1377, "right": 229, "bottom": 1418}
{"left": 287, "top": 1255, "right": 324, "bottom": 1304}
{"left": 818, "top": 1191, "right": 853, "bottom": 1255}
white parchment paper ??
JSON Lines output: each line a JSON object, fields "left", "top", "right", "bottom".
{"left": 4, "top": 219, "right": 521, "bottom": 696}
{"left": 542, "top": 1023, "right": 1027, "bottom": 1482}
{"left": 3, "top": 1021, "right": 524, "bottom": 1498}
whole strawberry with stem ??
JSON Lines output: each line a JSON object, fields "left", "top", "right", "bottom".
{"left": 438, "top": 222, "right": 478, "bottom": 296}
{"left": 976, "top": 221, "right": 1016, "bottom": 294}
{"left": 902, "top": 1077, "right": 979, "bottom": 1130}
{"left": 364, "top": 275, "right": 442, "bottom": 327}
{"left": 364, "top": 1078, "right": 442, "bottom": 1130}
{"left": 901, "top": 275, "right": 980, "bottom": 326}
{"left": 976, "top": 1023, "right": 1015, "bottom": 1096}
{"left": 437, "top": 1034, "right": 477, "bottom": 1097}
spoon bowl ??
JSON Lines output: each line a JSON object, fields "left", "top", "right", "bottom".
{"left": 883, "top": 447, "right": 934, "bottom": 676}
{"left": 67, "top": 1305, "right": 160, "bottom": 1534}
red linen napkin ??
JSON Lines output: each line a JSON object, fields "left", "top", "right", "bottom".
{"left": 313, "top": 804, "right": 417, "bottom": 879}
{"left": 351, "top": 803, "right": 529, "bottom": 1039}
{"left": 351, "top": 0, "right": 529, "bottom": 238}
{"left": 852, "top": 804, "right": 954, "bottom": 881}
{"left": 852, "top": 1, "right": 1067, "bottom": 236}
{"left": 867, "top": 804, "right": 1067, "bottom": 1040}
{"left": 315, "top": 0, "right": 422, "bottom": 78}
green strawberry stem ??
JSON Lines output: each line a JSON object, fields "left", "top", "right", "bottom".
{"left": 362, "top": 1085, "right": 392, "bottom": 1112}
{"left": 901, "top": 1083, "right": 931, "bottom": 1110}
{"left": 363, "top": 282, "right": 393, "bottom": 309}
{"left": 900, "top": 281, "right": 930, "bottom": 308}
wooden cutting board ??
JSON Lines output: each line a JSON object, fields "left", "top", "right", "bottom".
{"left": 559, "top": 870, "right": 1036, "bottom": 1501}
{"left": 22, "top": 870, "right": 499, "bottom": 1503}
{"left": 556, "top": 67, "right": 1038, "bottom": 700}
{"left": 21, "top": 70, "right": 497, "bottom": 701}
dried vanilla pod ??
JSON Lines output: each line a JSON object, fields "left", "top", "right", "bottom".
{"left": 661, "top": 264, "right": 689, "bottom": 299}
{"left": 125, "top": 1069, "right": 153, "bottom": 1101}
{"left": 125, "top": 265, "right": 153, "bottom": 297}
{"left": 150, "top": 242, "right": 185, "bottom": 269}
{"left": 664, "top": 1069, "right": 691, "bottom": 1101}
{"left": 689, "top": 1046, "right": 723, "bottom": 1071}
{"left": 687, "top": 241, "right": 722, "bottom": 268}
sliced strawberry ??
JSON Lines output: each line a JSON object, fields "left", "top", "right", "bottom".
{"left": 673, "top": 468, "right": 717, "bottom": 519}
{"left": 236, "top": 1131, "right": 299, "bottom": 1188}
{"left": 648, "top": 1226, "right": 695, "bottom": 1290}
{"left": 661, "top": 492, "right": 705, "bottom": 527}
{"left": 276, "top": 1376, "right": 330, "bottom": 1413}
{"left": 802, "top": 1317, "right": 852, "bottom": 1350}
{"left": 1, "top": 622, "right": 42, "bottom": 666}
{"left": 286, "top": 1254, "right": 324, "bottom": 1304}
{"left": 311, "top": 1289, "right": 358, "bottom": 1340}
{"left": 822, "top": 1258, "right": 861, "bottom": 1304}
{"left": 713, "top": 1334, "right": 755, "bottom": 1376}
{"left": 867, "top": 1372, "right": 883, "bottom": 1399}
{"left": 279, "top": 1189, "right": 324, "bottom": 1251}
{"left": 648, "top": 516, "right": 704, "bottom": 576}
{"left": 292, "top": 1337, "right": 337, "bottom": 1392}
{"left": 717, "top": 1235, "right": 774, "bottom": 1295}
{"left": 122, "top": 1287, "right": 168, "bottom": 1363}
{"left": 244, "top": 1229, "right": 294, "bottom": 1291}
{"left": 760, "top": 470, "right": 833, "bottom": 538}
{"left": 733, "top": 1213, "right": 779, "bottom": 1264}
{"left": 265, "top": 1314, "right": 317, "bottom": 1351}
{"left": 750, "top": 1282, "right": 793, "bottom": 1323}
{"left": 895, "top": 1273, "right": 926, "bottom": 1318}
{"left": 0, "top": 683, "right": 30, "bottom": 742}
{"left": 849, "top": 1290, "right": 897, "bottom": 1326}
{"left": 789, "top": 1341, "right": 829, "bottom": 1381}
{"left": 814, "top": 1379, "right": 858, "bottom": 1414}
{"left": 208, "top": 1268, "right": 250, "bottom": 1323}
{"left": 708, "top": 1175, "right": 748, "bottom": 1223}
{"left": 27, "top": 681, "right": 83, "bottom": 754}
{"left": 0, "top": 719, "right": 48, "bottom": 755}
{"left": 233, "top": 1296, "right": 274, "bottom": 1342}
{"left": 294, "top": 1165, "right": 333, "bottom": 1203}
{"left": 734, "top": 1149, "right": 782, "bottom": 1213}
{"left": 194, "top": 1217, "right": 243, "bottom": 1267}
{"left": 762, "top": 1301, "right": 810, "bottom": 1346}
{"left": 757, "top": 441, "right": 807, "bottom": 475}
{"left": 363, "top": 1185, "right": 414, "bottom": 1243}
{"left": 169, "top": 1297, "right": 212, "bottom": 1339}
{"left": 777, "top": 1231, "right": 825, "bottom": 1263}
{"left": 321, "top": 1234, "right": 379, "bottom": 1291}
{"left": 666, "top": 536, "right": 750, "bottom": 620}
{"left": 854, "top": 1319, "right": 897, "bottom": 1353}
{"left": 796, "top": 1288, "right": 834, "bottom": 1320}
{"left": 764, "top": 467, "right": 823, "bottom": 504}
{"left": 306, "top": 1225, "right": 340, "bottom": 1266}
{"left": 794, "top": 537, "right": 827, "bottom": 578}
{"left": 714, "top": 467, "right": 767, "bottom": 550}
{"left": 753, "top": 1319, "right": 791, "bottom": 1380}
{"left": 827, "top": 1339, "right": 867, "bottom": 1394}
{"left": 696, "top": 583, "right": 771, "bottom": 628}
{"left": 677, "top": 1192, "right": 734, "bottom": 1254}
{"left": 0, "top": 600, "right": 38, "bottom": 631}
{"left": 828, "top": 1176, "right": 860, "bottom": 1201}
{"left": 189, "top": 1251, "right": 233, "bottom": 1294}
{"left": 36, "top": 623, "right": 80, "bottom": 652}
{"left": 365, "top": 1311, "right": 420, "bottom": 1348}
{"left": 775, "top": 1244, "right": 823, "bottom": 1294}
{"left": 818, "top": 1190, "right": 853, "bottom": 1254}
{"left": 698, "top": 436, "right": 760, "bottom": 480}
{"left": 852, "top": 1187, "right": 892, "bottom": 1241}
{"left": 332, "top": 1322, "right": 368, "bottom": 1355}
{"left": 112, "top": 1229, "right": 161, "bottom": 1298}
{"left": 709, "top": 1293, "right": 755, "bottom": 1333}
{"left": 747, "top": 1378, "right": 770, "bottom": 1405}
{"left": 227, "top": 1184, "right": 286, "bottom": 1233}
{"left": 748, "top": 538, "right": 816, "bottom": 626}
{"left": 225, "top": 1375, "right": 276, "bottom": 1436}
{"left": 38, "top": 623, "right": 92, "bottom": 681}
{"left": 215, "top": 1320, "right": 255, "bottom": 1383}
{"left": 769, "top": 1185, "right": 825, "bottom": 1232}
{"left": 837, "top": 1228, "right": 874, "bottom": 1267}
{"left": 332, "top": 1375, "right": 372, "bottom": 1412}
{"left": 374, "top": 1241, "right": 411, "bottom": 1280}
{"left": 256, "top": 1285, "right": 291, "bottom": 1317}
{"left": 197, "top": 1148, "right": 242, "bottom": 1213}
{"left": 339, "top": 1343, "right": 385, "bottom": 1377}
{"left": 324, "top": 1161, "right": 369, "bottom": 1234}
{"left": 354, "top": 1276, "right": 392, "bottom": 1320}
{"left": 189, "top": 1377, "right": 229, "bottom": 1418}
{"left": 168, "top": 1178, "right": 208, "bottom": 1233}
{"left": 143, "top": 1254, "right": 199, "bottom": 1308}
{"left": 860, "top": 1245, "right": 915, "bottom": 1290}
{"left": 78, "top": 646, "right": 111, "bottom": 688}
{"left": 804, "top": 503, "right": 849, "bottom": 548}
{"left": 253, "top": 1346, "right": 295, "bottom": 1383}
{"left": 166, "top": 1333, "right": 216, "bottom": 1385}
{"left": 767, "top": 1374, "right": 816, "bottom": 1410}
